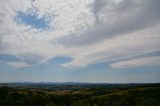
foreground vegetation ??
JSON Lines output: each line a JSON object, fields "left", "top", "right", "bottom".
{"left": 0, "top": 83, "right": 160, "bottom": 106}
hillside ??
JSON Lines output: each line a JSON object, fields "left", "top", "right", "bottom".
{"left": 0, "top": 83, "right": 160, "bottom": 106}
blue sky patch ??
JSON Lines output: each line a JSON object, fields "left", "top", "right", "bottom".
{"left": 0, "top": 54, "right": 20, "bottom": 62}
{"left": 15, "top": 11, "right": 50, "bottom": 30}
{"left": 49, "top": 56, "right": 73, "bottom": 65}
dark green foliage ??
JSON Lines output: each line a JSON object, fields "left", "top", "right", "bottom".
{"left": 0, "top": 84, "right": 160, "bottom": 106}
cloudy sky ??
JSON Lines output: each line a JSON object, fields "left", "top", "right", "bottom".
{"left": 0, "top": 0, "right": 160, "bottom": 83}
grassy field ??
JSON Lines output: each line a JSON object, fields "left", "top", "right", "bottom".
{"left": 0, "top": 83, "right": 160, "bottom": 106}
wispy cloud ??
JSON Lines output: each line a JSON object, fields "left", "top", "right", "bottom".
{"left": 59, "top": 0, "right": 160, "bottom": 46}
{"left": 110, "top": 56, "right": 160, "bottom": 69}
{"left": 6, "top": 62, "right": 30, "bottom": 69}
{"left": 0, "top": 0, "right": 160, "bottom": 69}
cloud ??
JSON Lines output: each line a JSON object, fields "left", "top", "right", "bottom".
{"left": 61, "top": 25, "right": 160, "bottom": 68}
{"left": 0, "top": 0, "right": 160, "bottom": 69}
{"left": 110, "top": 56, "right": 160, "bottom": 69}
{"left": 6, "top": 62, "right": 30, "bottom": 69}
{"left": 59, "top": 0, "right": 160, "bottom": 46}
{"left": 0, "top": 0, "right": 94, "bottom": 67}
{"left": 18, "top": 53, "right": 46, "bottom": 64}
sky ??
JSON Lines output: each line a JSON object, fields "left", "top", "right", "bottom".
{"left": 0, "top": 0, "right": 160, "bottom": 83}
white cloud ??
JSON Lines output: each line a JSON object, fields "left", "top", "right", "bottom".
{"left": 0, "top": 0, "right": 160, "bottom": 69}
{"left": 7, "top": 62, "right": 30, "bottom": 69}
{"left": 110, "top": 56, "right": 160, "bottom": 69}
{"left": 59, "top": 0, "right": 160, "bottom": 46}
{"left": 61, "top": 24, "right": 160, "bottom": 68}
{"left": 0, "top": 0, "right": 94, "bottom": 67}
